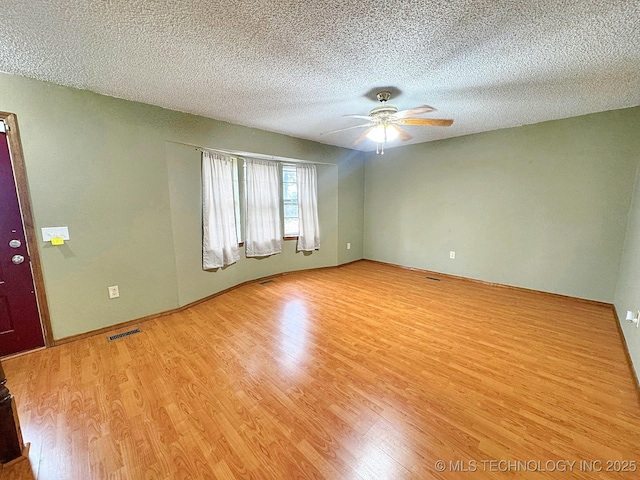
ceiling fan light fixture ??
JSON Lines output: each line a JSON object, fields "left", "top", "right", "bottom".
{"left": 366, "top": 124, "right": 399, "bottom": 143}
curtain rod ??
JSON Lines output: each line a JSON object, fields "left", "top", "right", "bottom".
{"left": 168, "top": 141, "right": 334, "bottom": 166}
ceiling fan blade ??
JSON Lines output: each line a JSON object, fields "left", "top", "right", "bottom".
{"left": 395, "top": 125, "right": 413, "bottom": 142}
{"left": 321, "top": 123, "right": 374, "bottom": 136}
{"left": 353, "top": 127, "right": 374, "bottom": 146}
{"left": 343, "top": 114, "right": 375, "bottom": 120}
{"left": 396, "top": 118, "right": 453, "bottom": 127}
{"left": 394, "top": 105, "right": 436, "bottom": 119}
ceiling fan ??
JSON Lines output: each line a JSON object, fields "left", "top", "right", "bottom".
{"left": 323, "top": 91, "right": 453, "bottom": 154}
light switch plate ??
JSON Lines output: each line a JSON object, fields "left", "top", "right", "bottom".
{"left": 41, "top": 226, "right": 70, "bottom": 242}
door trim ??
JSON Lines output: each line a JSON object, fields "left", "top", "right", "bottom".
{"left": 0, "top": 112, "right": 53, "bottom": 348}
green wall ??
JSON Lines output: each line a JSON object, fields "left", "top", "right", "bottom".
{"left": 0, "top": 72, "right": 363, "bottom": 339}
{"left": 337, "top": 153, "right": 366, "bottom": 264}
{"left": 364, "top": 107, "right": 640, "bottom": 302}
{"left": 614, "top": 159, "right": 640, "bottom": 384}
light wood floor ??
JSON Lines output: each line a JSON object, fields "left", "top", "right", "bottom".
{"left": 2, "top": 261, "right": 640, "bottom": 479}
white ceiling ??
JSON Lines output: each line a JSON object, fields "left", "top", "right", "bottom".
{"left": 1, "top": 1, "right": 639, "bottom": 152}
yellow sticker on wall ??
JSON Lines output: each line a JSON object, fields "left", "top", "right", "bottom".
{"left": 51, "top": 237, "right": 64, "bottom": 246}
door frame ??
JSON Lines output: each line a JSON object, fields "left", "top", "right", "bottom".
{"left": 0, "top": 111, "right": 53, "bottom": 349}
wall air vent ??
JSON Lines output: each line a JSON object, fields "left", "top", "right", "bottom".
{"left": 108, "top": 328, "right": 141, "bottom": 341}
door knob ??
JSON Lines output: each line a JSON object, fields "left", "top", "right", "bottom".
{"left": 11, "top": 255, "right": 25, "bottom": 265}
{"left": 9, "top": 239, "right": 21, "bottom": 248}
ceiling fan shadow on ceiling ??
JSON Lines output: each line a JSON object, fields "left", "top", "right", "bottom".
{"left": 322, "top": 91, "right": 453, "bottom": 154}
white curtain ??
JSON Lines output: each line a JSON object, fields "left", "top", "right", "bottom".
{"left": 245, "top": 158, "right": 282, "bottom": 257}
{"left": 296, "top": 164, "right": 320, "bottom": 251}
{"left": 202, "top": 151, "right": 240, "bottom": 269}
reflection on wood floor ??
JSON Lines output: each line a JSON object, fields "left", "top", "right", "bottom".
{"left": 2, "top": 260, "right": 640, "bottom": 479}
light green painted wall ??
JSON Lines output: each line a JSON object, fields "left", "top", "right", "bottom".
{"left": 337, "top": 153, "right": 366, "bottom": 264}
{"left": 364, "top": 107, "right": 640, "bottom": 302}
{"left": 0, "top": 72, "right": 358, "bottom": 339}
{"left": 614, "top": 160, "right": 640, "bottom": 384}
{"left": 1, "top": 75, "right": 180, "bottom": 339}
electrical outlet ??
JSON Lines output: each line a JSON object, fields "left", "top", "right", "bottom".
{"left": 347, "top": 243, "right": 351, "bottom": 250}
{"left": 108, "top": 285, "right": 119, "bottom": 299}
{"left": 450, "top": 251, "right": 456, "bottom": 259}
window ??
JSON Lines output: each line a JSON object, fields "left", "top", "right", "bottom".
{"left": 282, "top": 164, "right": 299, "bottom": 237}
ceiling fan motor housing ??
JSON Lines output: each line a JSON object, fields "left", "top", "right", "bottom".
{"left": 370, "top": 91, "right": 398, "bottom": 119}
{"left": 369, "top": 105, "right": 398, "bottom": 119}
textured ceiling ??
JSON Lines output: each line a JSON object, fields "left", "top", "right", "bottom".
{"left": 1, "top": 1, "right": 639, "bottom": 152}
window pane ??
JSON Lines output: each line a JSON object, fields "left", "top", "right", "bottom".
{"left": 283, "top": 183, "right": 297, "bottom": 201}
{"left": 283, "top": 170, "right": 296, "bottom": 183}
{"left": 284, "top": 203, "right": 298, "bottom": 218}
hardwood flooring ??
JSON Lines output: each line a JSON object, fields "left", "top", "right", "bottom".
{"left": 1, "top": 260, "right": 640, "bottom": 479}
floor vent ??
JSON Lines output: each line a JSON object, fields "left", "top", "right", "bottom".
{"left": 258, "top": 279, "right": 274, "bottom": 285}
{"left": 108, "top": 328, "right": 141, "bottom": 341}
{"left": 425, "top": 276, "right": 442, "bottom": 282}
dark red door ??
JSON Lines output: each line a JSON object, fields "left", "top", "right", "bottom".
{"left": 0, "top": 128, "right": 44, "bottom": 356}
